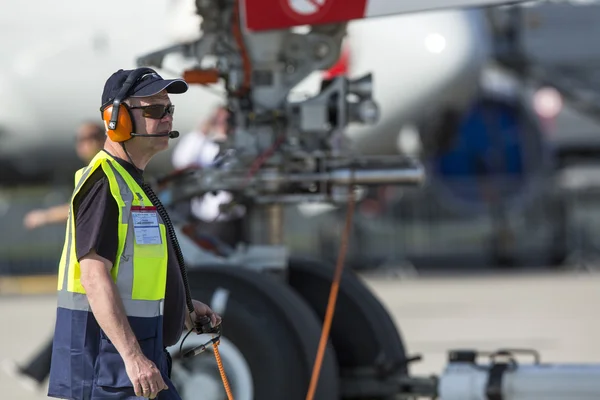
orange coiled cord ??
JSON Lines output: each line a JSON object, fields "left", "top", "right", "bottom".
{"left": 213, "top": 340, "right": 234, "bottom": 400}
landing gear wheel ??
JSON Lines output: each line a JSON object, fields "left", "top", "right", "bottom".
{"left": 288, "top": 257, "right": 409, "bottom": 399}
{"left": 168, "top": 266, "right": 340, "bottom": 400}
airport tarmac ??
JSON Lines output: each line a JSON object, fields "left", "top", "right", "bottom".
{"left": 1, "top": 270, "right": 600, "bottom": 398}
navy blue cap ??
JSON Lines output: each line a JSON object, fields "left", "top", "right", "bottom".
{"left": 101, "top": 68, "right": 188, "bottom": 107}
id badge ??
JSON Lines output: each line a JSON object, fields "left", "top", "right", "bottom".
{"left": 131, "top": 206, "right": 162, "bottom": 245}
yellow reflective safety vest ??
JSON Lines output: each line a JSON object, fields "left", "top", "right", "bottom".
{"left": 47, "top": 151, "right": 177, "bottom": 400}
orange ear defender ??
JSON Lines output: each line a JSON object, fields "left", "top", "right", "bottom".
{"left": 100, "top": 67, "right": 156, "bottom": 142}
{"left": 101, "top": 103, "right": 135, "bottom": 142}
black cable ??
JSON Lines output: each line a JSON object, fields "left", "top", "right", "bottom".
{"left": 141, "top": 179, "right": 215, "bottom": 357}
{"left": 140, "top": 181, "right": 195, "bottom": 315}
{"left": 120, "top": 142, "right": 194, "bottom": 313}
{"left": 120, "top": 142, "right": 201, "bottom": 356}
{"left": 178, "top": 328, "right": 195, "bottom": 359}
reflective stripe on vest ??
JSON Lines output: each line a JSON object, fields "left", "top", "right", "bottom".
{"left": 56, "top": 151, "right": 168, "bottom": 317}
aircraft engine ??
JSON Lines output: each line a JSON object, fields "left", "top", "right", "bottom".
{"left": 345, "top": 8, "right": 492, "bottom": 155}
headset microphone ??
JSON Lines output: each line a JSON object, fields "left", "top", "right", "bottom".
{"left": 130, "top": 130, "right": 180, "bottom": 139}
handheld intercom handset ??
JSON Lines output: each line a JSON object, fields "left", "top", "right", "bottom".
{"left": 181, "top": 315, "right": 223, "bottom": 359}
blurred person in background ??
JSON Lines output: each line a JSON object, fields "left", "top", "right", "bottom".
{"left": 1, "top": 121, "right": 105, "bottom": 392}
{"left": 171, "top": 105, "right": 246, "bottom": 249}
{"left": 23, "top": 122, "right": 106, "bottom": 229}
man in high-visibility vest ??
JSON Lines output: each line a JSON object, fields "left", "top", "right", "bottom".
{"left": 47, "top": 67, "right": 221, "bottom": 400}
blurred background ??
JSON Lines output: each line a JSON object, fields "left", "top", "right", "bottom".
{"left": 3, "top": 0, "right": 600, "bottom": 278}
{"left": 3, "top": 0, "right": 600, "bottom": 398}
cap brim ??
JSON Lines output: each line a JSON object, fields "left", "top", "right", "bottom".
{"left": 129, "top": 79, "right": 189, "bottom": 98}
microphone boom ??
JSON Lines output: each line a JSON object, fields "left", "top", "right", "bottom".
{"left": 130, "top": 130, "right": 180, "bottom": 139}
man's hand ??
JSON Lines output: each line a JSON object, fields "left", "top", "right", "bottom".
{"left": 185, "top": 299, "right": 222, "bottom": 333}
{"left": 124, "top": 353, "right": 169, "bottom": 399}
{"left": 23, "top": 209, "right": 47, "bottom": 229}
{"left": 23, "top": 204, "right": 69, "bottom": 229}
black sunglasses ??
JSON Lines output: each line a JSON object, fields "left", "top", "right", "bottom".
{"left": 130, "top": 104, "right": 175, "bottom": 119}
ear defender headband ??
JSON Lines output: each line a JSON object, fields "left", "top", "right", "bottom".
{"left": 100, "top": 67, "right": 156, "bottom": 143}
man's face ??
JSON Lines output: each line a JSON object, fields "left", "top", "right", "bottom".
{"left": 128, "top": 90, "right": 174, "bottom": 154}
{"left": 208, "top": 107, "right": 229, "bottom": 142}
{"left": 76, "top": 125, "right": 104, "bottom": 162}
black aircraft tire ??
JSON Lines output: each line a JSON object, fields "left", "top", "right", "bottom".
{"left": 287, "top": 257, "right": 409, "bottom": 380}
{"left": 178, "top": 266, "right": 340, "bottom": 400}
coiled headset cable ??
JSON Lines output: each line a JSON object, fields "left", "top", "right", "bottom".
{"left": 121, "top": 142, "right": 234, "bottom": 399}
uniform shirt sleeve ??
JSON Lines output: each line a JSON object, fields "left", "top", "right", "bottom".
{"left": 73, "top": 168, "right": 120, "bottom": 264}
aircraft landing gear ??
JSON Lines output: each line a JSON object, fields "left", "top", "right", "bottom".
{"left": 168, "top": 266, "right": 340, "bottom": 400}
